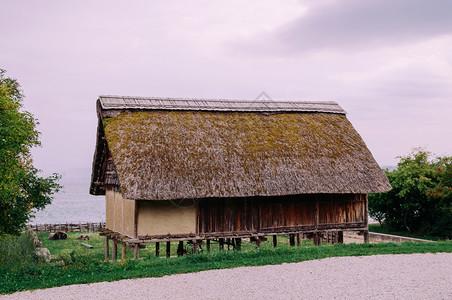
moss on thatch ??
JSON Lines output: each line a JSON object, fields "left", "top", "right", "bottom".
{"left": 101, "top": 110, "right": 390, "bottom": 200}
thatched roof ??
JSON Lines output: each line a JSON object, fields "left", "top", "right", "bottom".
{"left": 90, "top": 96, "right": 391, "bottom": 200}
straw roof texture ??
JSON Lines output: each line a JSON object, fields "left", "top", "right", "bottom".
{"left": 99, "top": 108, "right": 391, "bottom": 201}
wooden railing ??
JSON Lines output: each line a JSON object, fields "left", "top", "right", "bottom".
{"left": 30, "top": 222, "right": 106, "bottom": 232}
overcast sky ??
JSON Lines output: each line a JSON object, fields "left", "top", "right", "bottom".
{"left": 1, "top": 0, "right": 451, "bottom": 177}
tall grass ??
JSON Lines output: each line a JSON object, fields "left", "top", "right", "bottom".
{"left": 0, "top": 231, "right": 36, "bottom": 267}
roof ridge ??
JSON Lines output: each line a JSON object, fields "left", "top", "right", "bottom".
{"left": 97, "top": 96, "right": 346, "bottom": 114}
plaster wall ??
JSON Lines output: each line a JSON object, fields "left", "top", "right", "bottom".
{"left": 105, "top": 190, "right": 135, "bottom": 237}
{"left": 137, "top": 200, "right": 196, "bottom": 236}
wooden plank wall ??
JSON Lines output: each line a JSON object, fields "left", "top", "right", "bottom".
{"left": 198, "top": 194, "right": 365, "bottom": 235}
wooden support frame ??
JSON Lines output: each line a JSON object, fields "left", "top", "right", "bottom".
{"left": 219, "top": 238, "right": 224, "bottom": 250}
{"left": 273, "top": 235, "right": 277, "bottom": 247}
{"left": 296, "top": 233, "right": 301, "bottom": 246}
{"left": 166, "top": 241, "right": 171, "bottom": 258}
{"left": 206, "top": 239, "right": 211, "bottom": 252}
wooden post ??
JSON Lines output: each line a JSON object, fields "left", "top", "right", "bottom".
{"left": 289, "top": 234, "right": 295, "bottom": 246}
{"left": 206, "top": 240, "right": 211, "bottom": 252}
{"left": 219, "top": 238, "right": 224, "bottom": 250}
{"left": 235, "top": 238, "right": 242, "bottom": 251}
{"left": 338, "top": 231, "right": 344, "bottom": 244}
{"left": 133, "top": 244, "right": 139, "bottom": 259}
{"left": 104, "top": 236, "right": 110, "bottom": 261}
{"left": 112, "top": 239, "right": 118, "bottom": 261}
{"left": 166, "top": 241, "right": 171, "bottom": 258}
{"left": 121, "top": 242, "right": 126, "bottom": 260}
{"left": 177, "top": 241, "right": 184, "bottom": 256}
{"left": 313, "top": 232, "right": 321, "bottom": 246}
{"left": 193, "top": 240, "right": 198, "bottom": 254}
{"left": 155, "top": 242, "right": 160, "bottom": 257}
{"left": 273, "top": 235, "right": 277, "bottom": 247}
{"left": 364, "top": 230, "right": 369, "bottom": 243}
{"left": 296, "top": 233, "right": 301, "bottom": 246}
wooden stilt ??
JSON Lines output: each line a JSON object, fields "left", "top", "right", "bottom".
{"left": 104, "top": 236, "right": 110, "bottom": 261}
{"left": 338, "top": 231, "right": 344, "bottom": 244}
{"left": 121, "top": 242, "right": 126, "bottom": 260}
{"left": 313, "top": 232, "right": 321, "bottom": 246}
{"left": 235, "top": 238, "right": 242, "bottom": 251}
{"left": 155, "top": 242, "right": 160, "bottom": 257}
{"left": 177, "top": 241, "right": 184, "bottom": 256}
{"left": 133, "top": 244, "right": 139, "bottom": 259}
{"left": 296, "top": 233, "right": 301, "bottom": 246}
{"left": 273, "top": 235, "right": 277, "bottom": 247}
{"left": 364, "top": 230, "right": 369, "bottom": 243}
{"left": 193, "top": 240, "right": 198, "bottom": 254}
{"left": 166, "top": 241, "right": 171, "bottom": 258}
{"left": 112, "top": 239, "right": 118, "bottom": 261}
{"left": 219, "top": 238, "right": 224, "bottom": 250}
{"left": 289, "top": 234, "right": 295, "bottom": 246}
{"left": 206, "top": 240, "right": 211, "bottom": 252}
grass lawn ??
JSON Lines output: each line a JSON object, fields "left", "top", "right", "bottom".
{"left": 1, "top": 231, "right": 451, "bottom": 295}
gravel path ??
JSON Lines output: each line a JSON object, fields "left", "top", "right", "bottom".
{"left": 2, "top": 253, "right": 451, "bottom": 299}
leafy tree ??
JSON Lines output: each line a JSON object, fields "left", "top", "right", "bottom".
{"left": 0, "top": 69, "right": 60, "bottom": 235}
{"left": 369, "top": 149, "right": 452, "bottom": 238}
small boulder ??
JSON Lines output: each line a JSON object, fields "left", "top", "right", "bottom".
{"left": 49, "top": 231, "right": 68, "bottom": 240}
{"left": 78, "top": 234, "right": 90, "bottom": 240}
{"left": 36, "top": 247, "right": 51, "bottom": 263}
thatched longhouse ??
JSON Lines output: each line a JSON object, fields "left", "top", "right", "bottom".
{"left": 90, "top": 96, "right": 391, "bottom": 259}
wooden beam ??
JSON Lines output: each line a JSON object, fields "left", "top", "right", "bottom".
{"left": 112, "top": 239, "right": 118, "bottom": 261}
{"left": 104, "top": 236, "right": 109, "bottom": 261}
{"left": 121, "top": 242, "right": 126, "bottom": 260}
{"left": 193, "top": 240, "right": 198, "bottom": 254}
{"left": 296, "top": 233, "right": 301, "bottom": 246}
{"left": 155, "top": 242, "right": 160, "bottom": 257}
{"left": 206, "top": 239, "right": 211, "bottom": 252}
{"left": 273, "top": 235, "right": 277, "bottom": 247}
{"left": 166, "top": 241, "right": 171, "bottom": 258}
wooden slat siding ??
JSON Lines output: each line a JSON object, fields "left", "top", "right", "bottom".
{"left": 198, "top": 198, "right": 258, "bottom": 234}
{"left": 198, "top": 194, "right": 366, "bottom": 236}
{"left": 259, "top": 195, "right": 315, "bottom": 230}
{"left": 318, "top": 194, "right": 365, "bottom": 225}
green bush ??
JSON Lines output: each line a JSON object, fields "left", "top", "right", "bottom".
{"left": 0, "top": 231, "right": 37, "bottom": 267}
{"left": 369, "top": 149, "right": 452, "bottom": 239}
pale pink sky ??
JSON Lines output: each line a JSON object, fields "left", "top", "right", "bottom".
{"left": 1, "top": 0, "right": 451, "bottom": 175}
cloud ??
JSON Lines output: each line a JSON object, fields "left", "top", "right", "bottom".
{"left": 243, "top": 0, "right": 452, "bottom": 54}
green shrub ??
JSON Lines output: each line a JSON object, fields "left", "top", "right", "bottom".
{"left": 0, "top": 231, "right": 36, "bottom": 267}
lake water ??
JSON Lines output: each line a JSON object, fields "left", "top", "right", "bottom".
{"left": 29, "top": 169, "right": 105, "bottom": 224}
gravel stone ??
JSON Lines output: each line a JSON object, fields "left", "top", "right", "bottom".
{"left": 2, "top": 253, "right": 451, "bottom": 299}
